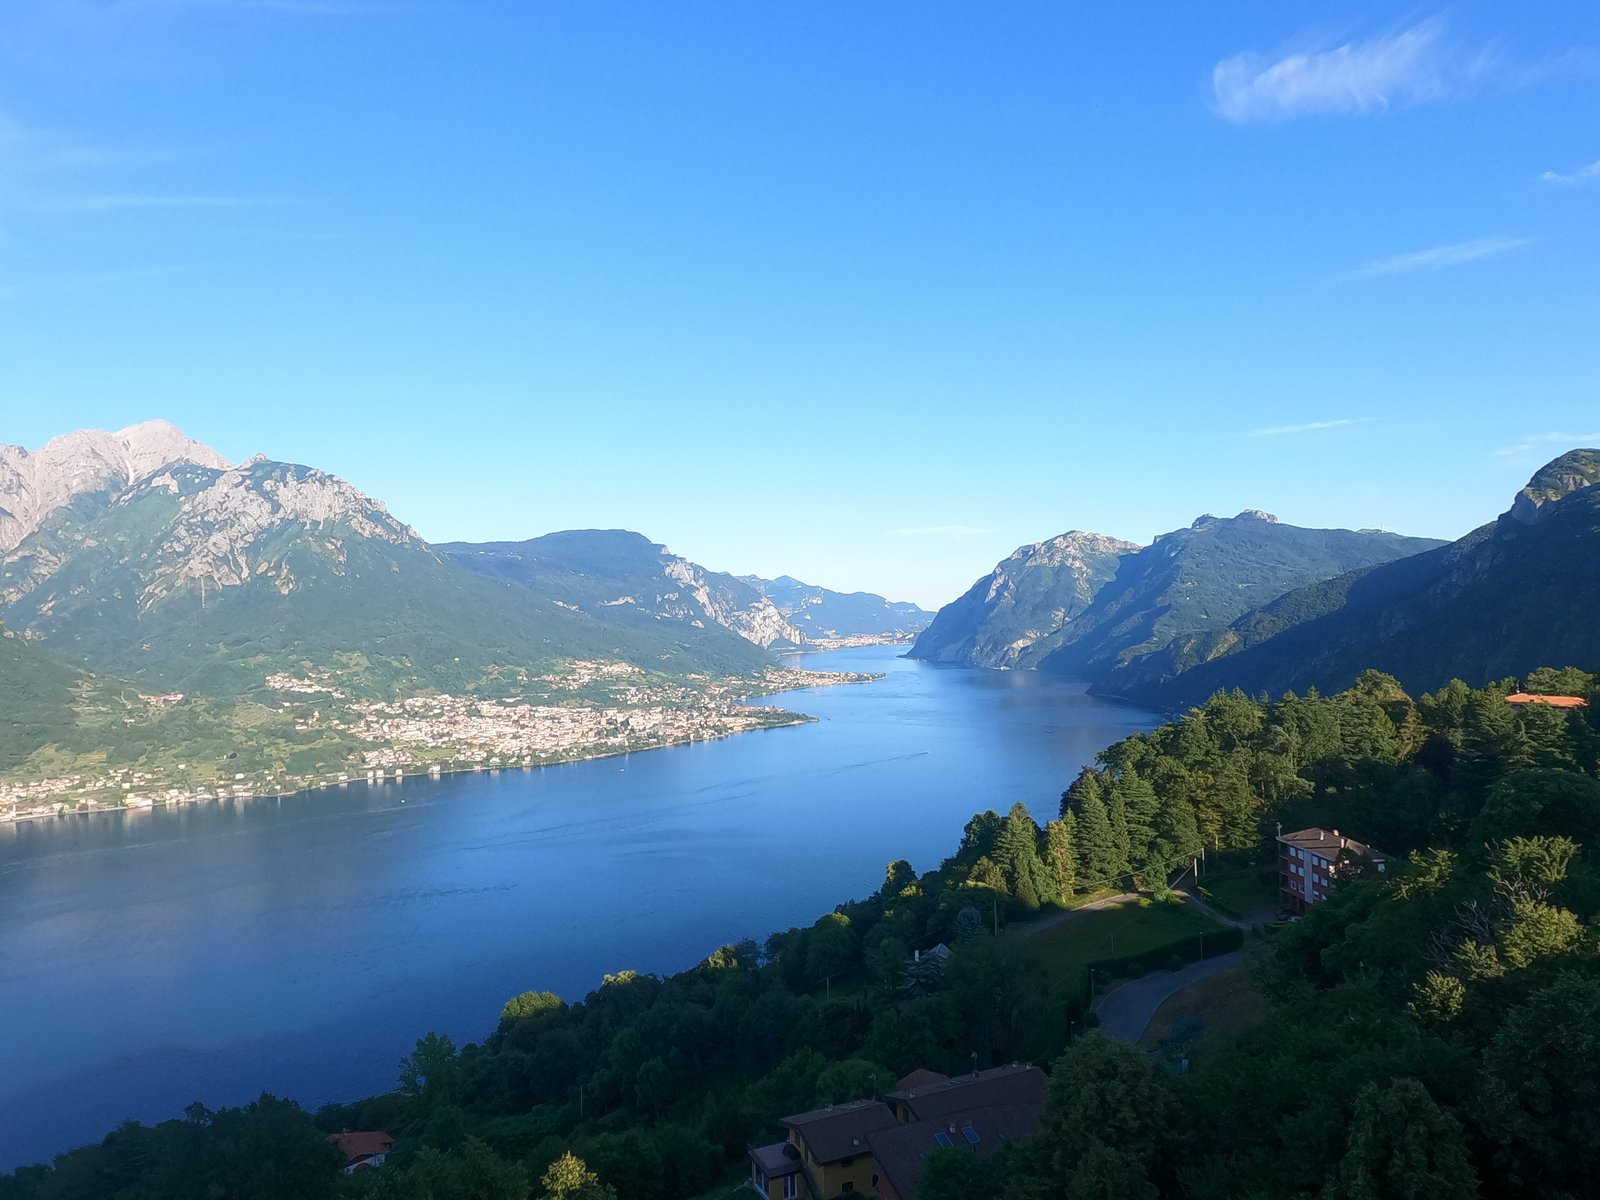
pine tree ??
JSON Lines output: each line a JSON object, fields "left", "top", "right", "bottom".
{"left": 1110, "top": 774, "right": 1160, "bottom": 873}
{"left": 1074, "top": 786, "right": 1121, "bottom": 889}
{"left": 1045, "top": 815, "right": 1078, "bottom": 899}
{"left": 995, "top": 802, "right": 1048, "bottom": 910}
{"left": 1107, "top": 786, "right": 1133, "bottom": 884}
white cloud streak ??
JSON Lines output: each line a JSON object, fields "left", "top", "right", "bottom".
{"left": 1351, "top": 236, "right": 1527, "bottom": 278}
{"left": 1494, "top": 432, "right": 1600, "bottom": 459}
{"left": 1248, "top": 418, "right": 1372, "bottom": 438}
{"left": 1212, "top": 18, "right": 1494, "bottom": 124}
{"left": 1541, "top": 159, "right": 1600, "bottom": 185}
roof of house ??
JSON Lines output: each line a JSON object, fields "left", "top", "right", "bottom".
{"left": 1277, "top": 827, "right": 1389, "bottom": 864}
{"left": 749, "top": 1140, "right": 804, "bottom": 1179}
{"left": 779, "top": 1099, "right": 900, "bottom": 1164}
{"left": 883, "top": 1064, "right": 1047, "bottom": 1122}
{"left": 867, "top": 1103, "right": 1044, "bottom": 1197}
{"left": 1506, "top": 692, "right": 1589, "bottom": 708}
{"left": 895, "top": 1068, "right": 950, "bottom": 1093}
{"left": 327, "top": 1131, "right": 394, "bottom": 1162}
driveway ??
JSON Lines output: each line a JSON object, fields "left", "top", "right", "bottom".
{"left": 1094, "top": 950, "right": 1244, "bottom": 1042}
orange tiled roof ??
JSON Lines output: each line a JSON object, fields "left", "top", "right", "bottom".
{"left": 1505, "top": 693, "right": 1589, "bottom": 708}
{"left": 328, "top": 1131, "right": 394, "bottom": 1162}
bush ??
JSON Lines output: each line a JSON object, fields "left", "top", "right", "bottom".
{"left": 1126, "top": 962, "right": 1146, "bottom": 979}
{"left": 1166, "top": 954, "right": 1186, "bottom": 973}
{"left": 1084, "top": 1012, "right": 1100, "bottom": 1029}
{"left": 1200, "top": 927, "right": 1245, "bottom": 957}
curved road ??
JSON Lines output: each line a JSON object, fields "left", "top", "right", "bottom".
{"left": 1094, "top": 950, "right": 1244, "bottom": 1042}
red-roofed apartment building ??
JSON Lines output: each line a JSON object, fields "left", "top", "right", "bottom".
{"left": 748, "top": 1064, "right": 1045, "bottom": 1200}
{"left": 327, "top": 1131, "right": 394, "bottom": 1174}
{"left": 1277, "top": 827, "right": 1389, "bottom": 915}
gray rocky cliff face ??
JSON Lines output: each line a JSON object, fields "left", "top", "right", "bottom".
{"left": 0, "top": 420, "right": 230, "bottom": 553}
{"left": 908, "top": 530, "right": 1140, "bottom": 667}
{"left": 661, "top": 558, "right": 804, "bottom": 648}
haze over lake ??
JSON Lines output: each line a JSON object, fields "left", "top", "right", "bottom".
{"left": 0, "top": 647, "right": 1157, "bottom": 1169}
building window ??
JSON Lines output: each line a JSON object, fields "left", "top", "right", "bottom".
{"left": 783, "top": 1175, "right": 798, "bottom": 1200}
{"left": 841, "top": 1184, "right": 856, "bottom": 1195}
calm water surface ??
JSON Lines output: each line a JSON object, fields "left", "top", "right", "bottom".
{"left": 0, "top": 647, "right": 1157, "bottom": 1168}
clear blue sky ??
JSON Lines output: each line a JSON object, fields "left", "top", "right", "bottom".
{"left": 2, "top": 1, "right": 1596, "bottom": 608}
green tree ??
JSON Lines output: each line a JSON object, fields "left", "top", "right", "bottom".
{"left": 541, "top": 1150, "right": 616, "bottom": 1200}
{"left": 500, "top": 989, "right": 565, "bottom": 1027}
{"left": 995, "top": 802, "right": 1049, "bottom": 910}
{"left": 1073, "top": 785, "right": 1121, "bottom": 889}
{"left": 399, "top": 1032, "right": 461, "bottom": 1119}
{"left": 1478, "top": 973, "right": 1600, "bottom": 1197}
{"left": 804, "top": 912, "right": 856, "bottom": 985}
{"left": 1331, "top": 1078, "right": 1478, "bottom": 1200}
{"left": 1044, "top": 815, "right": 1078, "bottom": 899}
{"left": 1015, "top": 1034, "right": 1178, "bottom": 1199}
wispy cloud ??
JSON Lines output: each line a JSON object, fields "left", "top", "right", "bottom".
{"left": 1494, "top": 432, "right": 1600, "bottom": 459}
{"left": 1351, "top": 236, "right": 1527, "bottom": 278}
{"left": 1212, "top": 17, "right": 1496, "bottom": 124}
{"left": 891, "top": 525, "right": 991, "bottom": 539}
{"left": 1541, "top": 159, "right": 1600, "bottom": 185}
{"left": 1248, "top": 418, "right": 1372, "bottom": 438}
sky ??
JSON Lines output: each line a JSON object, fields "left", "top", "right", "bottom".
{"left": 0, "top": 1, "right": 1596, "bottom": 609}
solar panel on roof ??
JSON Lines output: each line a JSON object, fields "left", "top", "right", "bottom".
{"left": 934, "top": 1132, "right": 953, "bottom": 1148}
{"left": 961, "top": 1126, "right": 980, "bottom": 1144}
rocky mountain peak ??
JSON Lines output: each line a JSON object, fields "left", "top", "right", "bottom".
{"left": 1507, "top": 449, "right": 1600, "bottom": 525}
{"left": 0, "top": 421, "right": 231, "bottom": 553}
{"left": 1236, "top": 509, "right": 1279, "bottom": 522}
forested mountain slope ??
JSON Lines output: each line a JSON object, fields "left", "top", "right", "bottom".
{"left": 1130, "top": 450, "right": 1600, "bottom": 707}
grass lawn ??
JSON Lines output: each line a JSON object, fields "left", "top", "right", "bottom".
{"left": 1137, "top": 961, "right": 1268, "bottom": 1054}
{"left": 1197, "top": 868, "right": 1280, "bottom": 919}
{"left": 1019, "top": 897, "right": 1222, "bottom": 1004}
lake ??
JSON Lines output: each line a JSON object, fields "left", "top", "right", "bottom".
{"left": 0, "top": 646, "right": 1158, "bottom": 1169}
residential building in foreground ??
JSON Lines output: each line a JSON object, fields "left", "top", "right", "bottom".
{"left": 1277, "top": 826, "right": 1389, "bottom": 915}
{"left": 749, "top": 1064, "right": 1045, "bottom": 1199}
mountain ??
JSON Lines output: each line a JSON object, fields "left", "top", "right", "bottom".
{"left": 1036, "top": 512, "right": 1446, "bottom": 680}
{"left": 0, "top": 630, "right": 90, "bottom": 773}
{"left": 1132, "top": 450, "right": 1600, "bottom": 706}
{"left": 442, "top": 530, "right": 802, "bottom": 653}
{"left": 908, "top": 532, "right": 1137, "bottom": 666}
{"left": 0, "top": 439, "right": 768, "bottom": 698}
{"left": 0, "top": 420, "right": 229, "bottom": 553}
{"left": 738, "top": 574, "right": 934, "bottom": 642}
{"left": 908, "top": 515, "right": 1444, "bottom": 679}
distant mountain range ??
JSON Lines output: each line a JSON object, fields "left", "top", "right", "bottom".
{"left": 909, "top": 511, "right": 1444, "bottom": 686}
{"left": 0, "top": 424, "right": 920, "bottom": 706}
{"left": 911, "top": 451, "right": 1600, "bottom": 709}
{"left": 1129, "top": 449, "right": 1600, "bottom": 706}
{"left": 738, "top": 574, "right": 932, "bottom": 643}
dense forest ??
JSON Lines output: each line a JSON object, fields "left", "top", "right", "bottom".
{"left": 6, "top": 666, "right": 1599, "bottom": 1200}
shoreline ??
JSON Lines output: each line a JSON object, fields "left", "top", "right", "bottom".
{"left": 1, "top": 667, "right": 886, "bottom": 827}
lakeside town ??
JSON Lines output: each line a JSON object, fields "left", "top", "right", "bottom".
{"left": 0, "top": 662, "right": 881, "bottom": 824}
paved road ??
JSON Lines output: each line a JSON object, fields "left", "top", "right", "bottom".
{"left": 1094, "top": 950, "right": 1245, "bottom": 1042}
{"left": 1007, "top": 892, "right": 1142, "bottom": 941}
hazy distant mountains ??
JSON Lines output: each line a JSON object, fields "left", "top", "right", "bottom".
{"left": 739, "top": 574, "right": 933, "bottom": 643}
{"left": 1131, "top": 449, "right": 1600, "bottom": 705}
{"left": 909, "top": 511, "right": 1444, "bottom": 687}
{"left": 0, "top": 424, "right": 924, "bottom": 712}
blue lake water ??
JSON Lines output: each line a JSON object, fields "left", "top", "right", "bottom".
{"left": 0, "top": 646, "right": 1158, "bottom": 1169}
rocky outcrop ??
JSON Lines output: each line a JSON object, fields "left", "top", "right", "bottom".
{"left": 908, "top": 531, "right": 1138, "bottom": 667}
{"left": 0, "top": 420, "right": 229, "bottom": 553}
{"left": 1506, "top": 449, "right": 1600, "bottom": 526}
{"left": 660, "top": 558, "right": 804, "bottom": 648}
